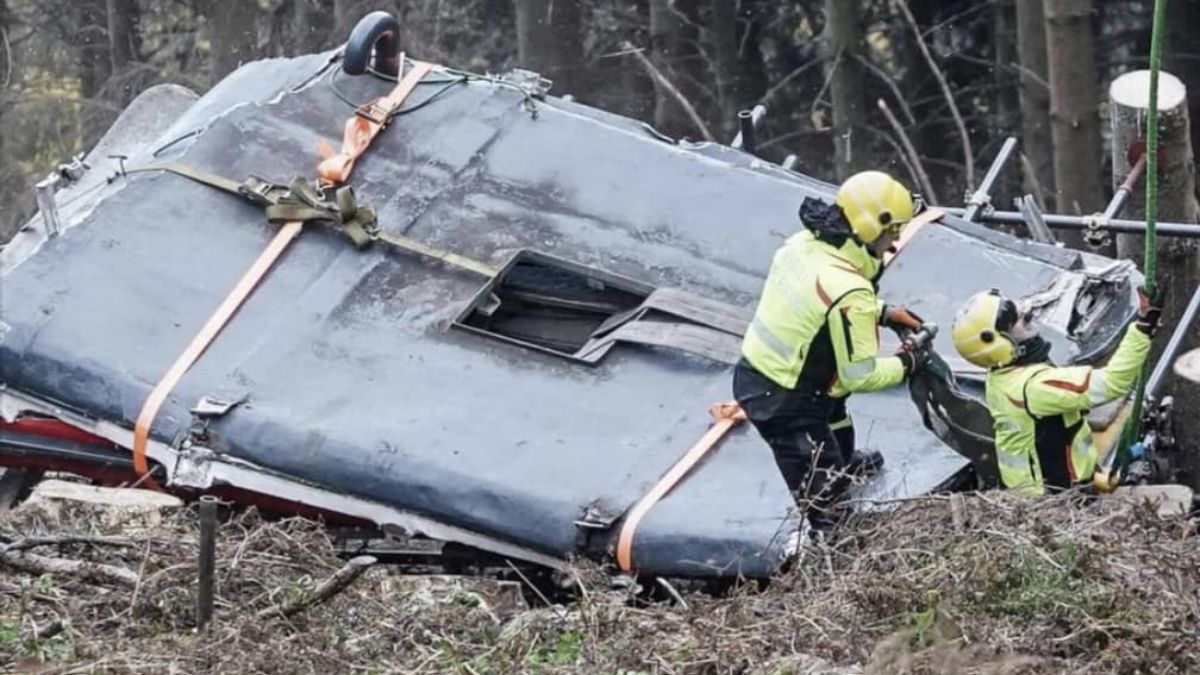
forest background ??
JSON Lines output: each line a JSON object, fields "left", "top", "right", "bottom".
{"left": 2, "top": 0, "right": 1199, "bottom": 245}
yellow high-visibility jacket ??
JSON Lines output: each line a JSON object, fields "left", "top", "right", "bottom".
{"left": 742, "top": 231, "right": 904, "bottom": 397}
{"left": 985, "top": 324, "right": 1150, "bottom": 494}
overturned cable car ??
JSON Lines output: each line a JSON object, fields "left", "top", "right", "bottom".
{"left": 0, "top": 13, "right": 1160, "bottom": 579}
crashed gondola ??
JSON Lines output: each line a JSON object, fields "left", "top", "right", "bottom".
{"left": 0, "top": 14, "right": 1143, "bottom": 578}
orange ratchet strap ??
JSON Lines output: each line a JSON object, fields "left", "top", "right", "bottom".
{"left": 616, "top": 402, "right": 747, "bottom": 573}
{"left": 883, "top": 207, "right": 944, "bottom": 266}
{"left": 133, "top": 62, "right": 434, "bottom": 484}
{"left": 132, "top": 222, "right": 303, "bottom": 484}
{"left": 318, "top": 60, "right": 434, "bottom": 184}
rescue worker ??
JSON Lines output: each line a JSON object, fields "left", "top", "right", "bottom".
{"left": 734, "top": 171, "right": 930, "bottom": 514}
{"left": 950, "top": 287, "right": 1162, "bottom": 494}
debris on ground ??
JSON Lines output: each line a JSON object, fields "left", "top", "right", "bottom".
{"left": 1, "top": 489, "right": 1197, "bottom": 674}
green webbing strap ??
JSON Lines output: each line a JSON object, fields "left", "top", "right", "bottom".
{"left": 126, "top": 162, "right": 496, "bottom": 273}
{"left": 1115, "top": 0, "right": 1168, "bottom": 482}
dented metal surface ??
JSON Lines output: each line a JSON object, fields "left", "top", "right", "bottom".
{"left": 0, "top": 52, "right": 1140, "bottom": 576}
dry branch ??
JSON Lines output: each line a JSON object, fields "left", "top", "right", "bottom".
{"left": 255, "top": 555, "right": 376, "bottom": 620}
{"left": 0, "top": 549, "right": 138, "bottom": 588}
{"left": 894, "top": 0, "right": 975, "bottom": 187}
{"left": 3, "top": 535, "right": 137, "bottom": 553}
{"left": 856, "top": 54, "right": 915, "bottom": 126}
{"left": 876, "top": 98, "right": 939, "bottom": 204}
{"left": 621, "top": 42, "right": 714, "bottom": 142}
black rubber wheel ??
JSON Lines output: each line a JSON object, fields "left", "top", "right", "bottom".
{"left": 342, "top": 11, "right": 401, "bottom": 76}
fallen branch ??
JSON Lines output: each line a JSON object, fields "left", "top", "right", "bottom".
{"left": 876, "top": 98, "right": 939, "bottom": 204}
{"left": 895, "top": 0, "right": 975, "bottom": 187}
{"left": 3, "top": 535, "right": 136, "bottom": 553}
{"left": 255, "top": 555, "right": 376, "bottom": 620}
{"left": 621, "top": 42, "right": 714, "bottom": 142}
{"left": 0, "top": 549, "right": 138, "bottom": 588}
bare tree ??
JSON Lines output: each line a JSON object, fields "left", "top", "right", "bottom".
{"left": 824, "top": 0, "right": 865, "bottom": 180}
{"left": 992, "top": 0, "right": 1019, "bottom": 199}
{"left": 1016, "top": 0, "right": 1054, "bottom": 210}
{"left": 514, "top": 0, "right": 584, "bottom": 96}
{"left": 710, "top": 0, "right": 738, "bottom": 135}
{"left": 209, "top": 0, "right": 262, "bottom": 84}
{"left": 1044, "top": 0, "right": 1102, "bottom": 247}
{"left": 105, "top": 0, "right": 140, "bottom": 104}
{"left": 649, "top": 0, "right": 706, "bottom": 136}
{"left": 77, "top": 0, "right": 112, "bottom": 100}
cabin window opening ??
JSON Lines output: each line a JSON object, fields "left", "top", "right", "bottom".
{"left": 454, "top": 251, "right": 652, "bottom": 360}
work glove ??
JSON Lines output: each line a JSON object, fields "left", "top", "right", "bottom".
{"left": 881, "top": 304, "right": 925, "bottom": 332}
{"left": 1135, "top": 285, "right": 1164, "bottom": 337}
{"left": 897, "top": 347, "right": 931, "bottom": 377}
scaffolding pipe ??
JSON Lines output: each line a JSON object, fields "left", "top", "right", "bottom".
{"left": 1105, "top": 154, "right": 1147, "bottom": 222}
{"left": 943, "top": 207, "right": 1200, "bottom": 238}
{"left": 1146, "top": 279, "right": 1200, "bottom": 401}
{"left": 963, "top": 137, "right": 1019, "bottom": 222}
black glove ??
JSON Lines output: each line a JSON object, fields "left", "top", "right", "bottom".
{"left": 1135, "top": 285, "right": 1164, "bottom": 337}
{"left": 898, "top": 348, "right": 930, "bottom": 377}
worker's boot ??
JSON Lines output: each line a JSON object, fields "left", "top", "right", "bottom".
{"left": 845, "top": 449, "right": 884, "bottom": 476}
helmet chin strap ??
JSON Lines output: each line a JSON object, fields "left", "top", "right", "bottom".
{"left": 1011, "top": 333, "right": 1052, "bottom": 365}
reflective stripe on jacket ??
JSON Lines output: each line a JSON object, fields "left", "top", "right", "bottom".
{"left": 985, "top": 324, "right": 1151, "bottom": 494}
{"left": 741, "top": 230, "right": 903, "bottom": 394}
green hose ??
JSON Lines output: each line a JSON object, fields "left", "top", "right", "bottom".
{"left": 1119, "top": 0, "right": 1168, "bottom": 473}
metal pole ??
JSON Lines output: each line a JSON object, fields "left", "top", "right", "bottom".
{"left": 34, "top": 174, "right": 62, "bottom": 239}
{"left": 730, "top": 104, "right": 766, "bottom": 152}
{"left": 1105, "top": 154, "right": 1147, "bottom": 221}
{"left": 1146, "top": 280, "right": 1200, "bottom": 401}
{"left": 963, "top": 137, "right": 1019, "bottom": 222}
{"left": 943, "top": 207, "right": 1200, "bottom": 238}
{"left": 197, "top": 496, "right": 218, "bottom": 630}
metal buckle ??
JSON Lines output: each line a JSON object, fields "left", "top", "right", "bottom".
{"left": 239, "top": 176, "right": 280, "bottom": 206}
{"left": 354, "top": 100, "right": 390, "bottom": 126}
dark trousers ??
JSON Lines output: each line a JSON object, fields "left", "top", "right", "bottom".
{"left": 733, "top": 360, "right": 856, "bottom": 510}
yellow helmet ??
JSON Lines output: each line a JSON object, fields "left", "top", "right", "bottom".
{"left": 835, "top": 171, "right": 915, "bottom": 244}
{"left": 951, "top": 289, "right": 1025, "bottom": 369}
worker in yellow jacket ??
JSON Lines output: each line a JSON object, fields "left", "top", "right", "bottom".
{"left": 734, "top": 171, "right": 929, "bottom": 513}
{"left": 950, "top": 287, "right": 1162, "bottom": 494}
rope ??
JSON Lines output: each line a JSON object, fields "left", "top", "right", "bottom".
{"left": 1117, "top": 0, "right": 1168, "bottom": 482}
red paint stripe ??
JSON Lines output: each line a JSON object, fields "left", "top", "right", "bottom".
{"left": 1043, "top": 373, "right": 1091, "bottom": 394}
{"left": 1007, "top": 395, "right": 1026, "bottom": 409}
{"left": 0, "top": 419, "right": 114, "bottom": 447}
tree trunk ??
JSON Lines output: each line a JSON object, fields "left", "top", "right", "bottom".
{"left": 1015, "top": 0, "right": 1054, "bottom": 210}
{"left": 709, "top": 0, "right": 737, "bottom": 138}
{"left": 1043, "top": 0, "right": 1102, "bottom": 248}
{"left": 897, "top": 0, "right": 942, "bottom": 191}
{"left": 649, "top": 0, "right": 706, "bottom": 136}
{"left": 513, "top": 0, "right": 584, "bottom": 96}
{"left": 0, "top": 0, "right": 12, "bottom": 239}
{"left": 1109, "top": 70, "right": 1200, "bottom": 483}
{"left": 105, "top": 0, "right": 141, "bottom": 104}
{"left": 209, "top": 0, "right": 262, "bottom": 84}
{"left": 992, "top": 0, "right": 1019, "bottom": 202}
{"left": 77, "top": 0, "right": 112, "bottom": 100}
{"left": 824, "top": 0, "right": 865, "bottom": 180}
{"left": 1165, "top": 0, "right": 1200, "bottom": 165}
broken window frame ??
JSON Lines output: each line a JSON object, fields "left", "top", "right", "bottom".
{"left": 452, "top": 249, "right": 655, "bottom": 365}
